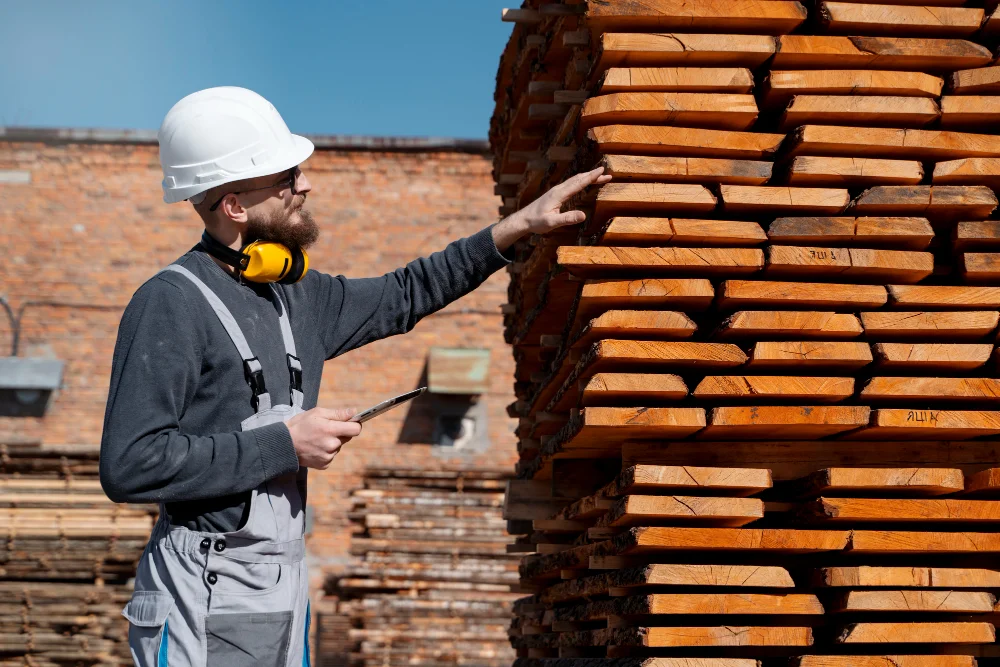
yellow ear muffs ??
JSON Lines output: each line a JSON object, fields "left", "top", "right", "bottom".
{"left": 241, "top": 240, "right": 310, "bottom": 284}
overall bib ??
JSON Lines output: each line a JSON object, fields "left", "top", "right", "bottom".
{"left": 122, "top": 264, "right": 311, "bottom": 666}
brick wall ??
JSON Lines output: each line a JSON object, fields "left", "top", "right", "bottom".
{"left": 0, "top": 136, "right": 516, "bottom": 583}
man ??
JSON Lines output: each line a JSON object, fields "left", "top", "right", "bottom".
{"left": 100, "top": 86, "right": 609, "bottom": 666}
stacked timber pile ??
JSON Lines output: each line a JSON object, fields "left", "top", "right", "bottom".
{"left": 495, "top": 0, "right": 1000, "bottom": 664}
{"left": 0, "top": 442, "right": 155, "bottom": 666}
{"left": 319, "top": 467, "right": 521, "bottom": 667}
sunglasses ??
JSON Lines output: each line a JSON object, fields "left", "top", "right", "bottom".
{"left": 208, "top": 167, "right": 301, "bottom": 212}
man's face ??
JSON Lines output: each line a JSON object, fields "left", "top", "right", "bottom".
{"left": 240, "top": 168, "right": 319, "bottom": 250}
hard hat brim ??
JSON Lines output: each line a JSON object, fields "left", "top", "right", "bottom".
{"left": 163, "top": 133, "right": 315, "bottom": 204}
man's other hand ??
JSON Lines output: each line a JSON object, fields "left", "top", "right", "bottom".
{"left": 491, "top": 166, "right": 612, "bottom": 252}
{"left": 286, "top": 407, "right": 362, "bottom": 470}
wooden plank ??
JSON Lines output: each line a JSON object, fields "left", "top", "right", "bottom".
{"left": 598, "top": 217, "right": 767, "bottom": 246}
{"left": 850, "top": 185, "right": 998, "bottom": 219}
{"left": 594, "top": 183, "right": 718, "bottom": 221}
{"left": 602, "top": 526, "right": 852, "bottom": 554}
{"left": 779, "top": 95, "right": 940, "bottom": 130}
{"left": 767, "top": 217, "right": 934, "bottom": 249}
{"left": 747, "top": 341, "right": 873, "bottom": 370}
{"left": 598, "top": 495, "right": 764, "bottom": 528}
{"left": 703, "top": 405, "right": 871, "bottom": 439}
{"left": 609, "top": 592, "right": 824, "bottom": 616}
{"left": 888, "top": 284, "right": 1000, "bottom": 308}
{"left": 603, "top": 564, "right": 794, "bottom": 593}
{"left": 762, "top": 70, "right": 943, "bottom": 108}
{"left": 860, "top": 311, "right": 1000, "bottom": 339}
{"left": 873, "top": 343, "right": 992, "bottom": 371}
{"left": 818, "top": 2, "right": 984, "bottom": 37}
{"left": 580, "top": 93, "right": 759, "bottom": 131}
{"left": 816, "top": 566, "right": 1000, "bottom": 588}
{"left": 949, "top": 66, "right": 1000, "bottom": 95}
{"left": 935, "top": 159, "right": 1000, "bottom": 189}
{"left": 720, "top": 185, "right": 850, "bottom": 215}
{"left": 556, "top": 246, "right": 764, "bottom": 278}
{"left": 837, "top": 622, "right": 995, "bottom": 644}
{"left": 860, "top": 377, "right": 1000, "bottom": 402}
{"left": 849, "top": 530, "right": 1000, "bottom": 552}
{"left": 719, "top": 280, "right": 888, "bottom": 309}
{"left": 804, "top": 497, "right": 1000, "bottom": 523}
{"left": 550, "top": 407, "right": 707, "bottom": 452}
{"left": 596, "top": 33, "right": 778, "bottom": 71}
{"left": 600, "top": 155, "right": 772, "bottom": 185}
{"left": 962, "top": 252, "right": 1000, "bottom": 281}
{"left": 766, "top": 246, "right": 933, "bottom": 283}
{"left": 941, "top": 96, "right": 1000, "bottom": 129}
{"left": 715, "top": 311, "right": 864, "bottom": 340}
{"left": 773, "top": 35, "right": 991, "bottom": 71}
{"left": 830, "top": 590, "right": 996, "bottom": 612}
{"left": 594, "top": 625, "right": 812, "bottom": 648}
{"left": 953, "top": 221, "right": 1000, "bottom": 252}
{"left": 584, "top": 1, "right": 808, "bottom": 35}
{"left": 600, "top": 465, "right": 773, "bottom": 498}
{"left": 569, "top": 310, "right": 698, "bottom": 350}
{"left": 786, "top": 157, "right": 924, "bottom": 187}
{"left": 964, "top": 468, "right": 1000, "bottom": 497}
{"left": 576, "top": 278, "right": 716, "bottom": 318}
{"left": 795, "top": 658, "right": 974, "bottom": 667}
{"left": 785, "top": 125, "right": 1000, "bottom": 160}
{"left": 694, "top": 376, "right": 855, "bottom": 401}
{"left": 599, "top": 67, "right": 756, "bottom": 94}
{"left": 588, "top": 125, "right": 785, "bottom": 160}
{"left": 789, "top": 467, "right": 965, "bottom": 496}
{"left": 580, "top": 373, "right": 688, "bottom": 407}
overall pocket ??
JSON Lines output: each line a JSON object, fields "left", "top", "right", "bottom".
{"left": 122, "top": 591, "right": 174, "bottom": 667}
{"left": 206, "top": 611, "right": 293, "bottom": 666}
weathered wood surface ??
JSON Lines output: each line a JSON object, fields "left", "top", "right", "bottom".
{"left": 580, "top": 93, "right": 759, "bottom": 131}
{"left": 953, "top": 220, "right": 1000, "bottom": 250}
{"left": 716, "top": 311, "right": 864, "bottom": 340}
{"left": 556, "top": 246, "right": 764, "bottom": 277}
{"left": 600, "top": 155, "right": 772, "bottom": 185}
{"left": 747, "top": 341, "right": 872, "bottom": 369}
{"left": 719, "top": 280, "right": 888, "bottom": 309}
{"left": 599, "top": 67, "right": 756, "bottom": 94}
{"left": 949, "top": 65, "right": 1000, "bottom": 94}
{"left": 962, "top": 252, "right": 1000, "bottom": 281}
{"left": 817, "top": 2, "right": 984, "bottom": 37}
{"left": 788, "top": 467, "right": 965, "bottom": 496}
{"left": 598, "top": 217, "right": 767, "bottom": 246}
{"left": 860, "top": 311, "right": 1000, "bottom": 339}
{"left": 589, "top": 125, "right": 786, "bottom": 159}
{"left": 762, "top": 70, "right": 943, "bottom": 108}
{"left": 703, "top": 406, "right": 871, "bottom": 439}
{"left": 785, "top": 157, "right": 924, "bottom": 187}
{"left": 693, "top": 376, "right": 855, "bottom": 401}
{"left": 849, "top": 185, "right": 998, "bottom": 219}
{"left": 779, "top": 95, "right": 940, "bottom": 130}
{"left": 772, "top": 35, "right": 991, "bottom": 71}
{"left": 720, "top": 185, "right": 850, "bottom": 215}
{"left": 816, "top": 566, "right": 1000, "bottom": 588}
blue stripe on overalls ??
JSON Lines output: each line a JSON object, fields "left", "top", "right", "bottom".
{"left": 158, "top": 621, "right": 168, "bottom": 666}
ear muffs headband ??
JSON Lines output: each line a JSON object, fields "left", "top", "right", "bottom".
{"left": 199, "top": 231, "right": 309, "bottom": 284}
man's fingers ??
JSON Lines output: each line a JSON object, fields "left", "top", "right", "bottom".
{"left": 549, "top": 210, "right": 587, "bottom": 228}
{"left": 552, "top": 166, "right": 609, "bottom": 201}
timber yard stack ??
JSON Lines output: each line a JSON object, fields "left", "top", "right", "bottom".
{"left": 0, "top": 442, "right": 155, "bottom": 666}
{"left": 319, "top": 467, "right": 521, "bottom": 667}
{"left": 495, "top": 0, "right": 1000, "bottom": 664}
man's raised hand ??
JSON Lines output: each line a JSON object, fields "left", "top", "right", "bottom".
{"left": 491, "top": 166, "right": 612, "bottom": 252}
{"left": 286, "top": 407, "right": 361, "bottom": 470}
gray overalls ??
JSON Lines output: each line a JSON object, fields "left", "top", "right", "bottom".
{"left": 121, "top": 264, "right": 311, "bottom": 666}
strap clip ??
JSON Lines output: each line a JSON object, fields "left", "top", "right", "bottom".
{"left": 287, "top": 354, "right": 303, "bottom": 393}
{"left": 243, "top": 357, "right": 267, "bottom": 410}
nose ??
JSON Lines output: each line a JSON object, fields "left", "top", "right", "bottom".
{"left": 295, "top": 169, "right": 312, "bottom": 196}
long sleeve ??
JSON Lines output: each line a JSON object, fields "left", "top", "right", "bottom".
{"left": 99, "top": 278, "right": 300, "bottom": 504}
{"left": 308, "top": 226, "right": 511, "bottom": 359}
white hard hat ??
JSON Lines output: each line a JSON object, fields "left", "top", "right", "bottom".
{"left": 157, "top": 86, "right": 314, "bottom": 204}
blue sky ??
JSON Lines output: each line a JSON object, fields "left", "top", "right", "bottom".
{"left": 0, "top": 1, "right": 514, "bottom": 139}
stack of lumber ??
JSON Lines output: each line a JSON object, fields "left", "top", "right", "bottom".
{"left": 0, "top": 442, "right": 155, "bottom": 667}
{"left": 494, "top": 0, "right": 1000, "bottom": 664}
{"left": 318, "top": 467, "right": 522, "bottom": 667}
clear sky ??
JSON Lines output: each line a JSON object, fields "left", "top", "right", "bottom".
{"left": 0, "top": 1, "right": 514, "bottom": 139}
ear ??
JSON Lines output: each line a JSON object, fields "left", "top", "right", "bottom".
{"left": 220, "top": 194, "right": 249, "bottom": 223}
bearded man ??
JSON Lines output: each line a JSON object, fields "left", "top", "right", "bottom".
{"left": 99, "top": 87, "right": 609, "bottom": 667}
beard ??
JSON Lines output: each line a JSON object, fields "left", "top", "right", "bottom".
{"left": 246, "top": 202, "right": 319, "bottom": 250}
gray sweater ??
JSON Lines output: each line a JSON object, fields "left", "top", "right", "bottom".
{"left": 100, "top": 227, "right": 509, "bottom": 533}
